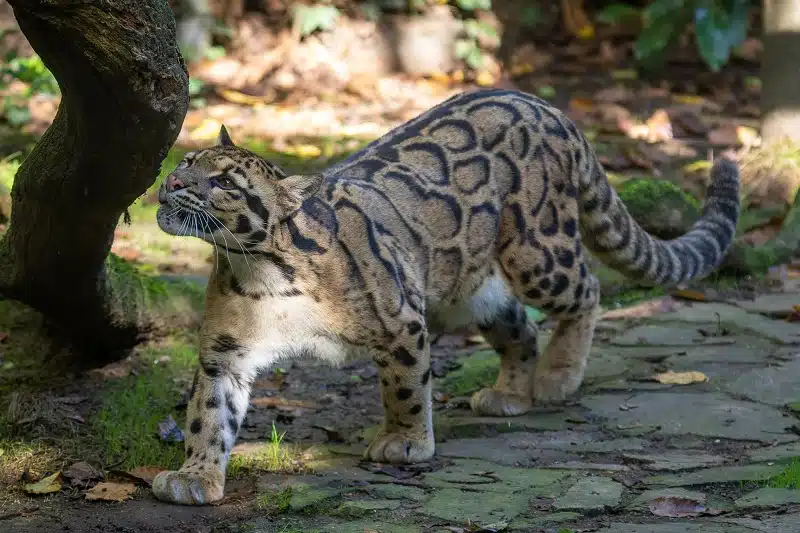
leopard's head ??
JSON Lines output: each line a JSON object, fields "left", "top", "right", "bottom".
{"left": 156, "top": 126, "right": 322, "bottom": 249}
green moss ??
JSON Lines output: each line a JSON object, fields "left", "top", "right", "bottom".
{"left": 617, "top": 178, "right": 701, "bottom": 239}
{"left": 92, "top": 334, "right": 198, "bottom": 470}
{"left": 105, "top": 252, "right": 206, "bottom": 327}
{"left": 256, "top": 487, "right": 293, "bottom": 515}
{"left": 440, "top": 349, "right": 498, "bottom": 396}
{"left": 601, "top": 286, "right": 665, "bottom": 308}
{"left": 227, "top": 422, "right": 300, "bottom": 477}
{"left": 764, "top": 458, "right": 800, "bottom": 489}
{"left": 618, "top": 178, "right": 701, "bottom": 210}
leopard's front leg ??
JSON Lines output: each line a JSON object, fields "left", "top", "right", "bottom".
{"left": 152, "top": 334, "right": 255, "bottom": 505}
{"left": 365, "top": 318, "right": 435, "bottom": 464}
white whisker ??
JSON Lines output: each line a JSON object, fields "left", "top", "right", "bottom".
{"left": 200, "top": 213, "right": 221, "bottom": 275}
{"left": 207, "top": 212, "right": 254, "bottom": 275}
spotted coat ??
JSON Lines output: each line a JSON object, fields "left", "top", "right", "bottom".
{"left": 151, "top": 89, "right": 740, "bottom": 505}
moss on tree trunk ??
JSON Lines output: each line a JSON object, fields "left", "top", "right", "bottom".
{"left": 0, "top": 0, "right": 189, "bottom": 368}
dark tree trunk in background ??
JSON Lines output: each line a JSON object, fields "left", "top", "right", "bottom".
{"left": 0, "top": 0, "right": 189, "bottom": 367}
{"left": 761, "top": 0, "right": 800, "bottom": 144}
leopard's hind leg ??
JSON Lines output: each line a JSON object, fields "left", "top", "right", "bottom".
{"left": 511, "top": 260, "right": 601, "bottom": 404}
{"left": 470, "top": 294, "right": 540, "bottom": 416}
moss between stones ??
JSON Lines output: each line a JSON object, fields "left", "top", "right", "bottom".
{"left": 440, "top": 349, "right": 498, "bottom": 397}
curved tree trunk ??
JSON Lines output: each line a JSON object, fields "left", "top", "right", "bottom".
{"left": 761, "top": 0, "right": 800, "bottom": 144}
{"left": 0, "top": 0, "right": 189, "bottom": 367}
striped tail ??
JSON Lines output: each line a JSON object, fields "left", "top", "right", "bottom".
{"left": 578, "top": 155, "right": 740, "bottom": 286}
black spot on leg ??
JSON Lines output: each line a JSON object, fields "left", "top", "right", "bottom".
{"left": 407, "top": 321, "right": 422, "bottom": 335}
{"left": 200, "top": 453, "right": 207, "bottom": 461}
{"left": 563, "top": 217, "right": 577, "bottom": 238}
{"left": 409, "top": 404, "right": 422, "bottom": 415}
{"left": 214, "top": 458, "right": 220, "bottom": 465}
{"left": 381, "top": 378, "right": 389, "bottom": 387}
{"left": 573, "top": 283, "right": 585, "bottom": 300}
{"left": 186, "top": 446, "right": 194, "bottom": 458}
{"left": 526, "top": 288, "right": 542, "bottom": 300}
{"left": 555, "top": 247, "right": 575, "bottom": 269}
{"left": 206, "top": 397, "right": 220, "bottom": 409}
{"left": 392, "top": 347, "right": 417, "bottom": 366}
{"left": 190, "top": 419, "right": 203, "bottom": 434}
{"left": 417, "top": 334, "right": 425, "bottom": 350}
{"left": 220, "top": 441, "right": 227, "bottom": 453}
{"left": 550, "top": 273, "right": 570, "bottom": 297}
{"left": 228, "top": 416, "right": 239, "bottom": 434}
{"left": 421, "top": 368, "right": 431, "bottom": 385}
{"left": 397, "top": 388, "right": 413, "bottom": 401}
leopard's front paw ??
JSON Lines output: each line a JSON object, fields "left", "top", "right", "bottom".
{"left": 365, "top": 432, "right": 435, "bottom": 464}
{"left": 470, "top": 388, "right": 532, "bottom": 416}
{"left": 152, "top": 469, "right": 225, "bottom": 505}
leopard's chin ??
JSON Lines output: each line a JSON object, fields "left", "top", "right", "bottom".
{"left": 156, "top": 205, "right": 183, "bottom": 236}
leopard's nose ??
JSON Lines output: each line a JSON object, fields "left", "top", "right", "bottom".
{"left": 166, "top": 173, "right": 185, "bottom": 192}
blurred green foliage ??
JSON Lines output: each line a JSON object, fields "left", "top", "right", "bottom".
{"left": 634, "top": 0, "right": 750, "bottom": 72}
{"left": 0, "top": 53, "right": 59, "bottom": 125}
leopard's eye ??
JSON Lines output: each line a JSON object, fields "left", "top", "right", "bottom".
{"left": 212, "top": 176, "right": 236, "bottom": 190}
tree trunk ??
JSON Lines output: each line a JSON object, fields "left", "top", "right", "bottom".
{"left": 761, "top": 0, "right": 800, "bottom": 144}
{"left": 0, "top": 0, "right": 190, "bottom": 367}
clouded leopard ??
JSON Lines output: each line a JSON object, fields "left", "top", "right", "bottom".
{"left": 152, "top": 88, "right": 739, "bottom": 505}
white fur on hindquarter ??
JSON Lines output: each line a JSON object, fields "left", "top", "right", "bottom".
{"left": 427, "top": 268, "right": 513, "bottom": 332}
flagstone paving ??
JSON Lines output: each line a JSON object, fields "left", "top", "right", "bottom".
{"left": 5, "top": 290, "right": 799, "bottom": 533}
{"left": 219, "top": 289, "right": 800, "bottom": 533}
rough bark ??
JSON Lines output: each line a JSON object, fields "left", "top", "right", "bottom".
{"left": 0, "top": 0, "right": 190, "bottom": 367}
{"left": 761, "top": 0, "right": 800, "bottom": 144}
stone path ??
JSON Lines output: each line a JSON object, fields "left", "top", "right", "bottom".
{"left": 230, "top": 285, "right": 800, "bottom": 533}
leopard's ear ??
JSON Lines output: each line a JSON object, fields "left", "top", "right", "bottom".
{"left": 217, "top": 125, "right": 235, "bottom": 147}
{"left": 275, "top": 173, "right": 324, "bottom": 219}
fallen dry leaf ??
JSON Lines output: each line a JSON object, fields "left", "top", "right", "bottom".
{"left": 736, "top": 125, "right": 760, "bottom": 148}
{"left": 708, "top": 124, "right": 740, "bottom": 146}
{"left": 250, "top": 397, "right": 320, "bottom": 411}
{"left": 90, "top": 359, "right": 133, "bottom": 379}
{"left": 85, "top": 481, "right": 137, "bottom": 502}
{"left": 652, "top": 371, "right": 709, "bottom": 385}
{"left": 24, "top": 472, "right": 62, "bottom": 495}
{"left": 475, "top": 71, "right": 495, "bottom": 87}
{"left": 601, "top": 298, "right": 681, "bottom": 320}
{"left": 216, "top": 88, "right": 274, "bottom": 107}
{"left": 562, "top": 0, "right": 595, "bottom": 39}
{"left": 62, "top": 462, "right": 103, "bottom": 489}
{"left": 125, "top": 466, "right": 164, "bottom": 487}
{"left": 671, "top": 288, "right": 707, "bottom": 302}
{"left": 644, "top": 109, "right": 673, "bottom": 143}
{"left": 649, "top": 495, "right": 707, "bottom": 518}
